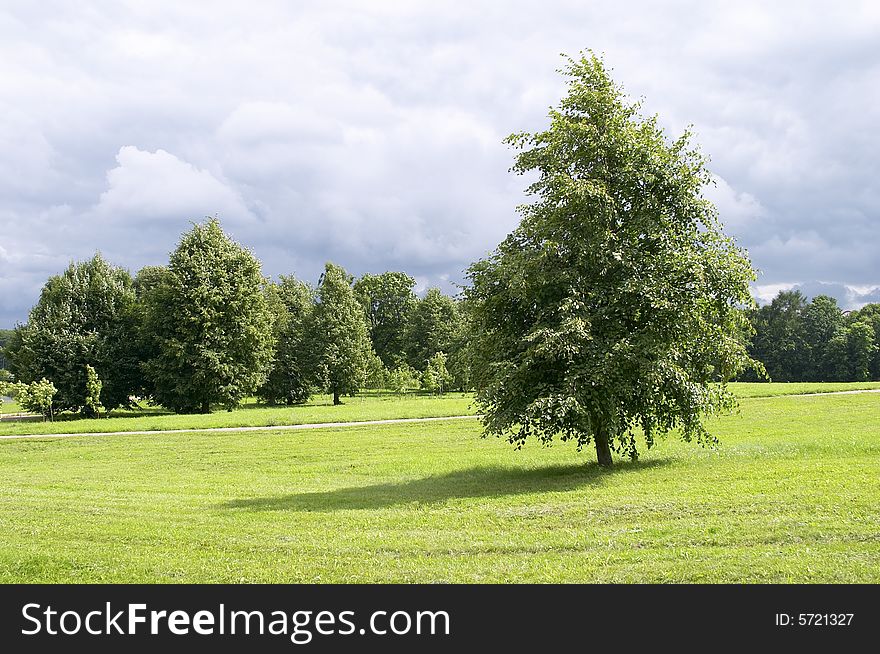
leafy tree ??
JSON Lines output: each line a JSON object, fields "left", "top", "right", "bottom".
{"left": 801, "top": 295, "right": 843, "bottom": 381}
{"left": 422, "top": 351, "right": 453, "bottom": 395}
{"left": 748, "top": 291, "right": 810, "bottom": 382}
{"left": 142, "top": 219, "right": 275, "bottom": 413}
{"left": 353, "top": 272, "right": 417, "bottom": 368}
{"left": 306, "top": 262, "right": 372, "bottom": 405}
{"left": 387, "top": 364, "right": 420, "bottom": 395}
{"left": 258, "top": 276, "right": 315, "bottom": 405}
{"left": 363, "top": 348, "right": 389, "bottom": 390}
{"left": 405, "top": 288, "right": 461, "bottom": 370}
{"left": 0, "top": 329, "right": 13, "bottom": 370}
{"left": 13, "top": 379, "right": 57, "bottom": 420}
{"left": 465, "top": 53, "right": 758, "bottom": 466}
{"left": 848, "top": 304, "right": 880, "bottom": 380}
{"left": 83, "top": 364, "right": 104, "bottom": 418}
{"left": 7, "top": 254, "right": 141, "bottom": 412}
{"left": 846, "top": 321, "right": 876, "bottom": 381}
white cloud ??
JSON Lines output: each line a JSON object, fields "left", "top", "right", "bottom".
{"left": 95, "top": 146, "right": 253, "bottom": 224}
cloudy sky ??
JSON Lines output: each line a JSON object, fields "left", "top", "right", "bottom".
{"left": 1, "top": 0, "right": 879, "bottom": 326}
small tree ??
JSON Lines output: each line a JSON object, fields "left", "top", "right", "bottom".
{"left": 83, "top": 364, "right": 104, "bottom": 418}
{"left": 387, "top": 365, "right": 419, "bottom": 395}
{"left": 465, "top": 53, "right": 758, "bottom": 466}
{"left": 363, "top": 349, "right": 389, "bottom": 390}
{"left": 422, "top": 351, "right": 453, "bottom": 395}
{"left": 16, "top": 379, "right": 57, "bottom": 421}
{"left": 306, "top": 263, "right": 372, "bottom": 405}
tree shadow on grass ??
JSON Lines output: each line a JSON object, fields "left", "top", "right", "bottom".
{"left": 222, "top": 459, "right": 671, "bottom": 513}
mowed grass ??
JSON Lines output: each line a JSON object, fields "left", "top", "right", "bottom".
{"left": 732, "top": 381, "right": 880, "bottom": 398}
{"left": 0, "top": 392, "right": 877, "bottom": 583}
{"left": 0, "top": 392, "right": 474, "bottom": 436}
{"left": 3, "top": 382, "right": 879, "bottom": 436}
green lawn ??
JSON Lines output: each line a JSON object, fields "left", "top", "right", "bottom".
{"left": 3, "top": 382, "right": 879, "bottom": 436}
{"left": 0, "top": 391, "right": 877, "bottom": 582}
{"left": 731, "top": 381, "right": 880, "bottom": 398}
{"left": 0, "top": 392, "right": 474, "bottom": 436}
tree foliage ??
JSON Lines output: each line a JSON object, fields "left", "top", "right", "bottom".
{"left": 83, "top": 364, "right": 104, "bottom": 418}
{"left": 6, "top": 254, "right": 141, "bottom": 412}
{"left": 353, "top": 272, "right": 417, "bottom": 368}
{"left": 306, "top": 262, "right": 372, "bottom": 405}
{"left": 258, "top": 276, "right": 315, "bottom": 405}
{"left": 405, "top": 288, "right": 462, "bottom": 370}
{"left": 422, "top": 351, "right": 453, "bottom": 395}
{"left": 465, "top": 53, "right": 758, "bottom": 466}
{"left": 743, "top": 292, "right": 880, "bottom": 382}
{"left": 142, "top": 219, "right": 275, "bottom": 413}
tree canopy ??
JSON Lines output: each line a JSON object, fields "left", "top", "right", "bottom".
{"left": 306, "top": 262, "right": 372, "bottom": 405}
{"left": 465, "top": 53, "right": 758, "bottom": 466}
{"left": 142, "top": 219, "right": 275, "bottom": 413}
{"left": 6, "top": 253, "right": 141, "bottom": 412}
{"left": 353, "top": 272, "right": 417, "bottom": 368}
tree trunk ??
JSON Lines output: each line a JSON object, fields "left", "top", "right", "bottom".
{"left": 201, "top": 399, "right": 210, "bottom": 414}
{"left": 594, "top": 426, "right": 613, "bottom": 467}
{"left": 333, "top": 390, "right": 341, "bottom": 405}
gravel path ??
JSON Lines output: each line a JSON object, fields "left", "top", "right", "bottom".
{"left": 0, "top": 414, "right": 480, "bottom": 441}
{"left": 0, "top": 388, "right": 877, "bottom": 442}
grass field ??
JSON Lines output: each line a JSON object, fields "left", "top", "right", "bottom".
{"left": 2, "top": 381, "right": 879, "bottom": 436}
{"left": 0, "top": 388, "right": 877, "bottom": 582}
{"left": 0, "top": 392, "right": 474, "bottom": 435}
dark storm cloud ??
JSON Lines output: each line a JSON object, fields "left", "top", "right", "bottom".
{"left": 1, "top": 0, "right": 879, "bottom": 326}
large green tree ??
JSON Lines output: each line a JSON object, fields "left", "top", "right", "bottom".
{"left": 7, "top": 254, "right": 142, "bottom": 412}
{"left": 465, "top": 53, "right": 758, "bottom": 467}
{"left": 142, "top": 219, "right": 275, "bottom": 413}
{"left": 258, "top": 276, "right": 315, "bottom": 405}
{"left": 307, "top": 262, "right": 372, "bottom": 405}
{"left": 353, "top": 271, "right": 417, "bottom": 368}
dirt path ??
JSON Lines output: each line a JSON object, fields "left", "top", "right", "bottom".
{"left": 782, "top": 389, "right": 880, "bottom": 398}
{"left": 1, "top": 388, "right": 877, "bottom": 442}
{"left": 0, "top": 414, "right": 480, "bottom": 441}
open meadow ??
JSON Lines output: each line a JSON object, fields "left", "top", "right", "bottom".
{"left": 0, "top": 384, "right": 877, "bottom": 583}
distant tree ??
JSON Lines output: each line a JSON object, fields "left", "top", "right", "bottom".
{"left": 421, "top": 351, "right": 453, "bottom": 395}
{"left": 801, "top": 295, "right": 844, "bottom": 381}
{"left": 306, "top": 263, "right": 372, "bottom": 405}
{"left": 465, "top": 53, "right": 758, "bottom": 466}
{"left": 14, "top": 379, "right": 57, "bottom": 420}
{"left": 748, "top": 291, "right": 810, "bottom": 382}
{"left": 83, "top": 364, "right": 104, "bottom": 418}
{"left": 363, "top": 348, "right": 388, "bottom": 390}
{"left": 142, "top": 219, "right": 275, "bottom": 413}
{"left": 405, "top": 288, "right": 461, "bottom": 370}
{"left": 353, "top": 272, "right": 417, "bottom": 368}
{"left": 846, "top": 321, "right": 876, "bottom": 382}
{"left": 0, "top": 329, "right": 13, "bottom": 370}
{"left": 387, "top": 364, "right": 419, "bottom": 395}
{"left": 848, "top": 304, "right": 880, "bottom": 380}
{"left": 7, "top": 254, "right": 141, "bottom": 413}
{"left": 258, "top": 276, "right": 315, "bottom": 405}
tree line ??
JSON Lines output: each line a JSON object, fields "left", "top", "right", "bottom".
{"left": 1, "top": 219, "right": 469, "bottom": 416}
{"left": 743, "top": 290, "right": 879, "bottom": 383}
